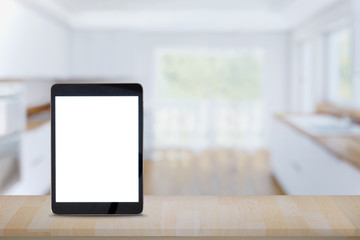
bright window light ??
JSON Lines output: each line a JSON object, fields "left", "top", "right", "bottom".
{"left": 327, "top": 28, "right": 353, "bottom": 104}
{"left": 151, "top": 48, "right": 264, "bottom": 151}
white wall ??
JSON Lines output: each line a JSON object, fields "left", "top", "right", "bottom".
{"left": 289, "top": 0, "right": 350, "bottom": 111}
{"left": 0, "top": 0, "right": 70, "bottom": 78}
{"left": 70, "top": 30, "right": 139, "bottom": 78}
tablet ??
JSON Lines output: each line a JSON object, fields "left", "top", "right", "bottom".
{"left": 51, "top": 84, "right": 143, "bottom": 214}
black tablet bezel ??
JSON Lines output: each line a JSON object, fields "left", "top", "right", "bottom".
{"left": 51, "top": 83, "right": 143, "bottom": 214}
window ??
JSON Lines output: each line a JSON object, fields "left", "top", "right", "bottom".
{"left": 152, "top": 48, "right": 264, "bottom": 151}
{"left": 300, "top": 42, "right": 314, "bottom": 112}
{"left": 327, "top": 28, "right": 353, "bottom": 104}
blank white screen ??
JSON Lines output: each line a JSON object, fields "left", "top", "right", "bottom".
{"left": 55, "top": 96, "right": 139, "bottom": 202}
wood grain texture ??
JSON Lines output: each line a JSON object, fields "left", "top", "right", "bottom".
{"left": 0, "top": 196, "right": 360, "bottom": 237}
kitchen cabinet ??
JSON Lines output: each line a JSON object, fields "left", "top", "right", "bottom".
{"left": 20, "top": 121, "right": 50, "bottom": 194}
{"left": 0, "top": 134, "right": 21, "bottom": 193}
{"left": 4, "top": 121, "right": 50, "bottom": 195}
{"left": 0, "top": 82, "right": 51, "bottom": 195}
{"left": 0, "top": 82, "right": 26, "bottom": 194}
{"left": 270, "top": 116, "right": 360, "bottom": 195}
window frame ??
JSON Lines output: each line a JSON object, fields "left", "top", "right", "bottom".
{"left": 323, "top": 21, "right": 355, "bottom": 107}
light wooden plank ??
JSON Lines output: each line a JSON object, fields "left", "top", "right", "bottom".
{"left": 313, "top": 196, "right": 356, "bottom": 236}
{"left": 0, "top": 196, "right": 26, "bottom": 235}
{"left": 0, "top": 195, "right": 359, "bottom": 237}
{"left": 334, "top": 196, "right": 360, "bottom": 236}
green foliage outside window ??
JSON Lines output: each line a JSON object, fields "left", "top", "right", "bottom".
{"left": 339, "top": 36, "right": 352, "bottom": 101}
{"left": 157, "top": 50, "right": 263, "bottom": 102}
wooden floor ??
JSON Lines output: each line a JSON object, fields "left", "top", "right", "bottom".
{"left": 144, "top": 149, "right": 284, "bottom": 195}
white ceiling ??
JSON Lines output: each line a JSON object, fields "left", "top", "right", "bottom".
{"left": 21, "top": 0, "right": 343, "bottom": 31}
{"left": 51, "top": 0, "right": 290, "bottom": 12}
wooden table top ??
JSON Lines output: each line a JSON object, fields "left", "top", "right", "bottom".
{"left": 276, "top": 114, "right": 360, "bottom": 171}
{"left": 1, "top": 195, "right": 360, "bottom": 237}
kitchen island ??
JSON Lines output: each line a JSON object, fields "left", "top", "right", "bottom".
{"left": 0, "top": 195, "right": 360, "bottom": 239}
{"left": 271, "top": 114, "right": 360, "bottom": 195}
{"left": 276, "top": 114, "right": 360, "bottom": 170}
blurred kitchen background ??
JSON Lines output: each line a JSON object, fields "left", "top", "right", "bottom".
{"left": 1, "top": 0, "right": 360, "bottom": 195}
